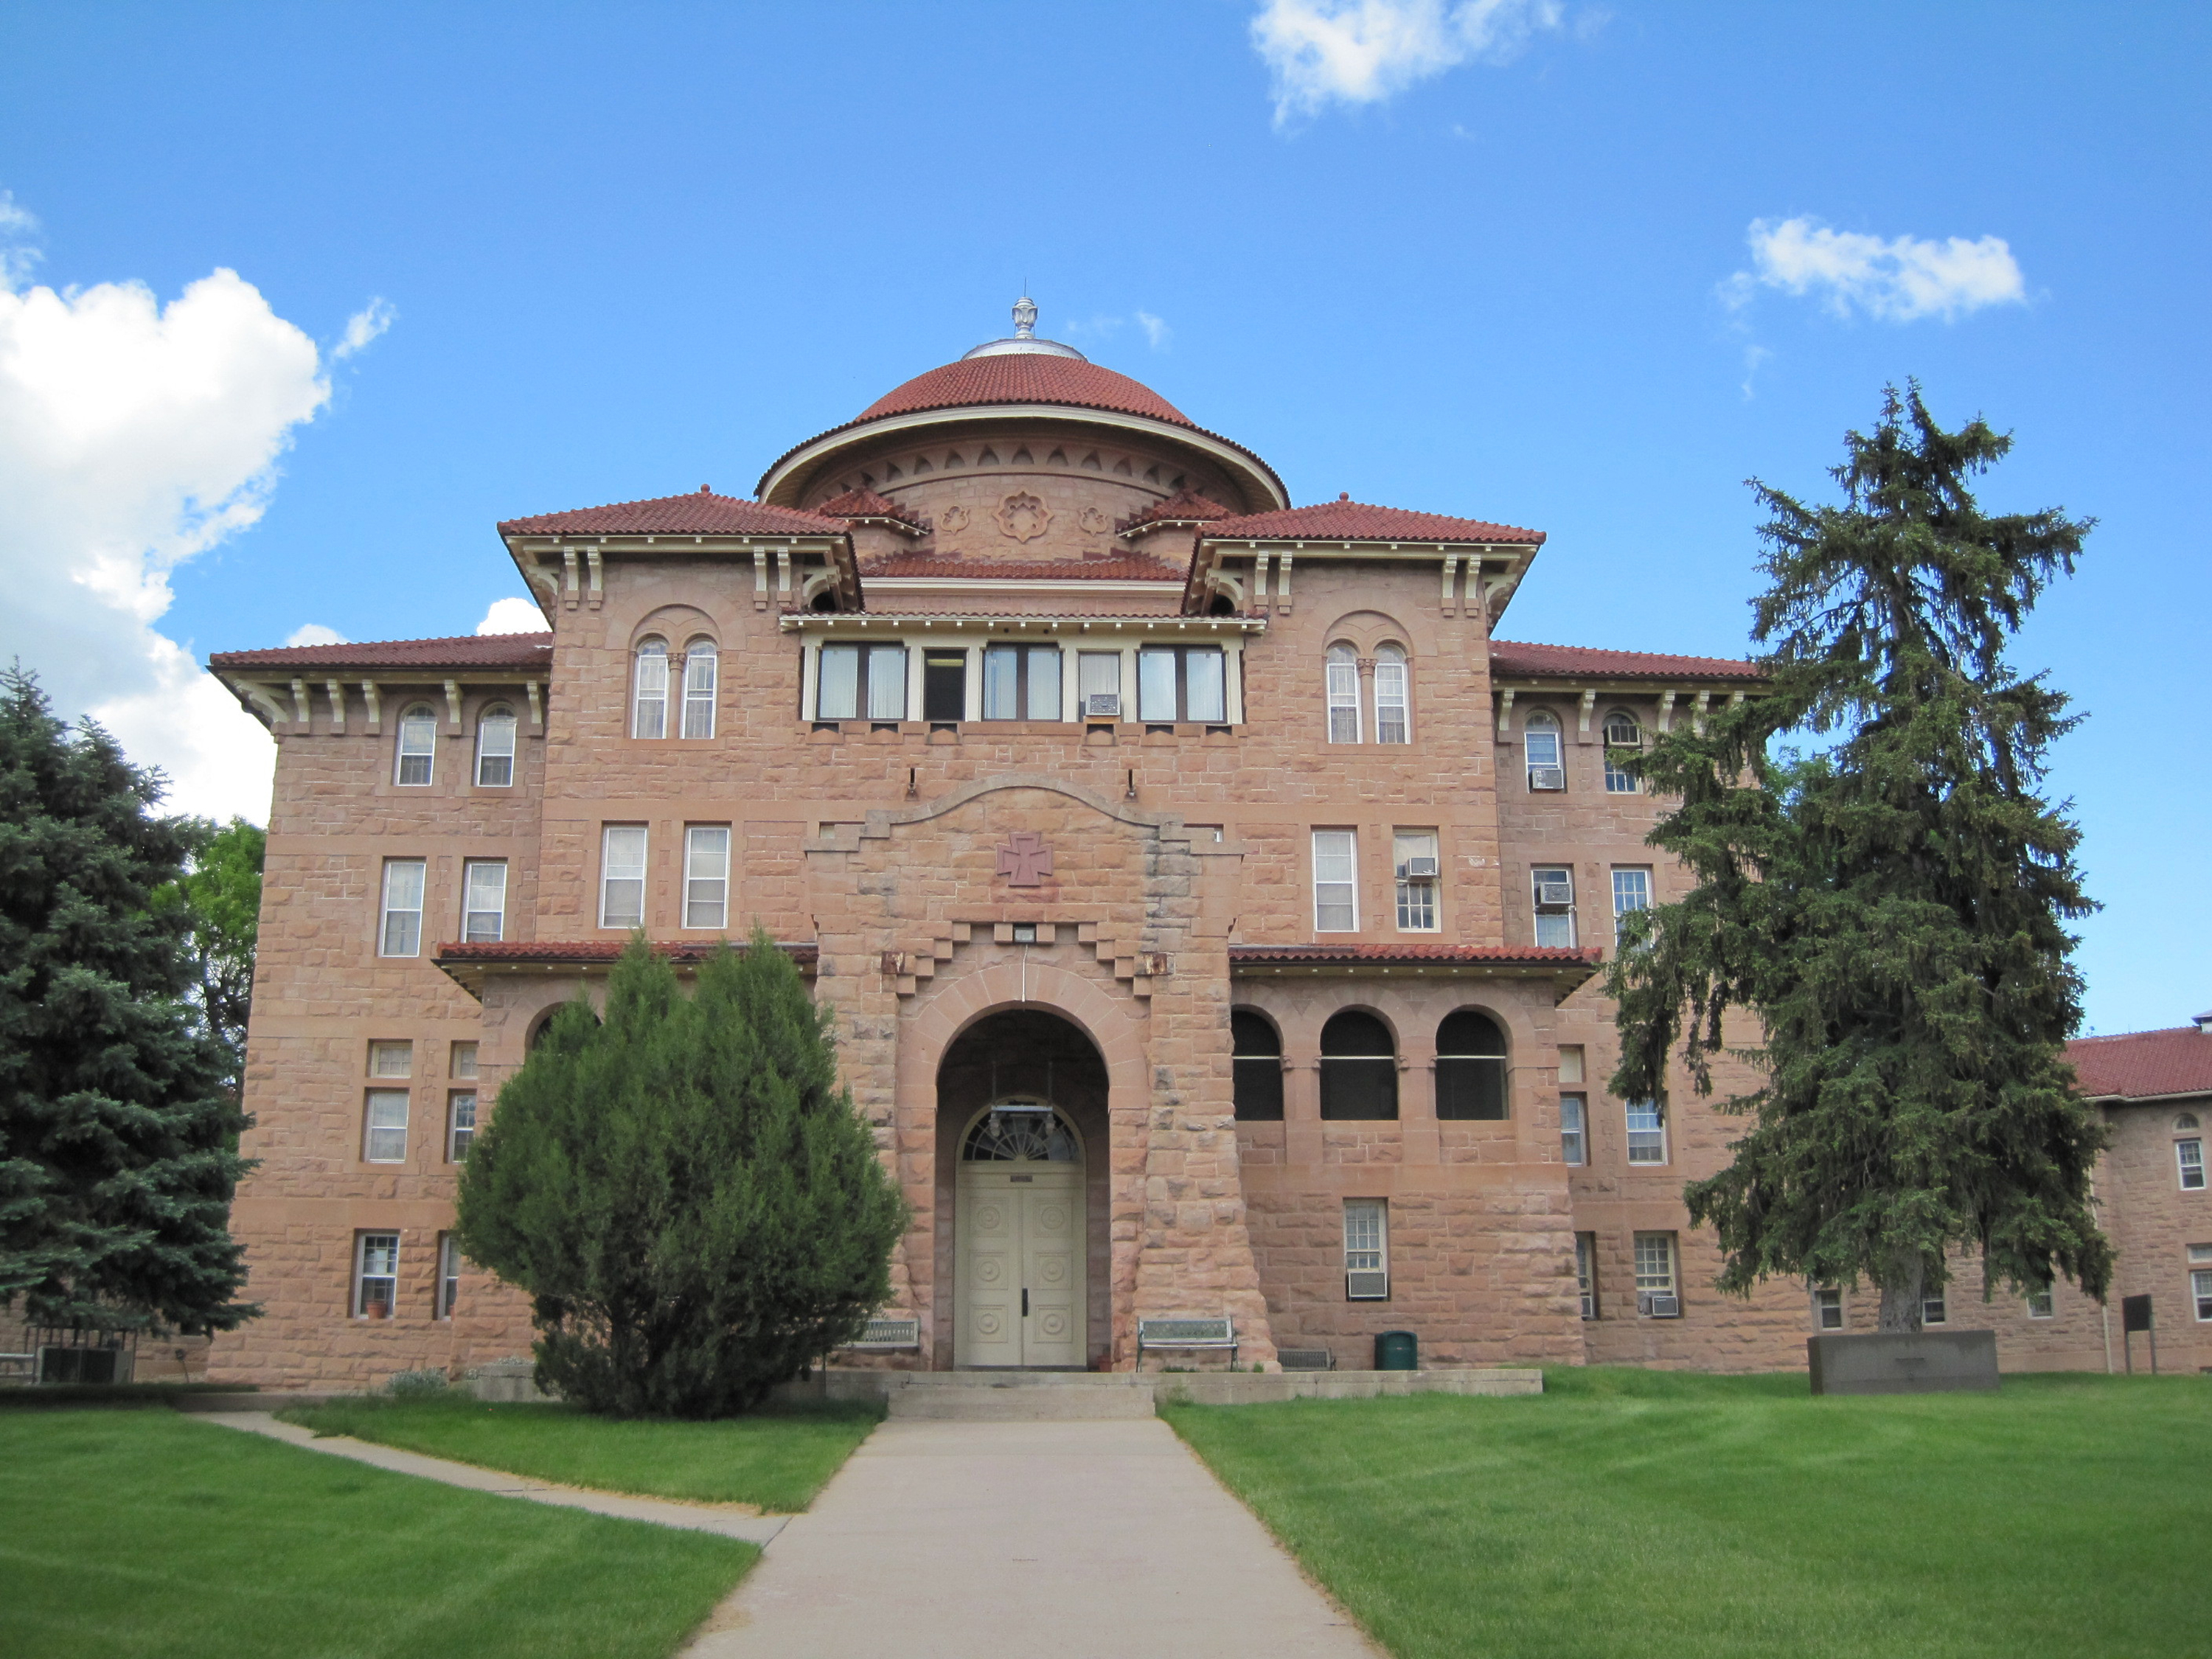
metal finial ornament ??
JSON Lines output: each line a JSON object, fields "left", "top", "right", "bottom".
{"left": 1012, "top": 295, "right": 1038, "bottom": 338}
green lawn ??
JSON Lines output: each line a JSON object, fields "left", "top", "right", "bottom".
{"left": 0, "top": 1407, "right": 754, "bottom": 1659}
{"left": 1164, "top": 1369, "right": 2212, "bottom": 1659}
{"left": 280, "top": 1391, "right": 881, "bottom": 1511}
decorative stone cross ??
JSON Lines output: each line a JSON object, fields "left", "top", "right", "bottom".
{"left": 995, "top": 831, "right": 1054, "bottom": 887}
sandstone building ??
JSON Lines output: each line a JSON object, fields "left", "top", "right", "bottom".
{"left": 204, "top": 302, "right": 2205, "bottom": 1387}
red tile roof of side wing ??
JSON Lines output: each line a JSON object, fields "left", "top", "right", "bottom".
{"left": 1489, "top": 641, "right": 1765, "bottom": 682}
{"left": 858, "top": 554, "right": 1186, "bottom": 582}
{"left": 858, "top": 355, "right": 1195, "bottom": 428}
{"left": 437, "top": 939, "right": 818, "bottom": 966}
{"left": 1230, "top": 944, "right": 1600, "bottom": 967}
{"left": 209, "top": 633, "right": 554, "bottom": 671}
{"left": 2065, "top": 1027, "right": 2212, "bottom": 1099}
{"left": 1120, "top": 488, "right": 1237, "bottom": 533}
{"left": 498, "top": 490, "right": 849, "bottom": 537}
{"left": 1202, "top": 499, "right": 1545, "bottom": 545}
{"left": 815, "top": 485, "right": 928, "bottom": 530}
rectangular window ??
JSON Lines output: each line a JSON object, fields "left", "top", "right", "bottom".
{"left": 2025, "top": 1287, "right": 2054, "bottom": 1319}
{"left": 1077, "top": 652, "right": 1123, "bottom": 719}
{"left": 817, "top": 642, "right": 907, "bottom": 721}
{"left": 462, "top": 860, "right": 507, "bottom": 944}
{"left": 447, "top": 1092, "right": 476, "bottom": 1162}
{"left": 2180, "top": 1138, "right": 2205, "bottom": 1189}
{"left": 1525, "top": 720, "right": 1563, "bottom": 788}
{"left": 681, "top": 644, "right": 717, "bottom": 739}
{"left": 355, "top": 1232, "right": 399, "bottom": 1318}
{"left": 599, "top": 827, "right": 647, "bottom": 929}
{"left": 1374, "top": 653, "right": 1409, "bottom": 744}
{"left": 921, "top": 651, "right": 967, "bottom": 722}
{"left": 983, "top": 644, "right": 1063, "bottom": 720}
{"left": 449, "top": 1041, "right": 478, "bottom": 1080}
{"left": 438, "top": 1234, "right": 462, "bottom": 1318}
{"left": 364, "top": 1090, "right": 409, "bottom": 1163}
{"left": 1533, "top": 865, "right": 1576, "bottom": 948}
{"left": 395, "top": 705, "right": 437, "bottom": 787}
{"left": 379, "top": 860, "right": 425, "bottom": 957}
{"left": 1575, "top": 1232, "right": 1598, "bottom": 1319}
{"left": 1603, "top": 713, "right": 1642, "bottom": 793}
{"left": 684, "top": 827, "right": 730, "bottom": 930}
{"left": 369, "top": 1040, "right": 412, "bottom": 1079}
{"left": 1921, "top": 1293, "right": 1947, "bottom": 1326}
{"left": 1394, "top": 830, "right": 1439, "bottom": 931}
{"left": 476, "top": 712, "right": 516, "bottom": 787}
{"left": 1626, "top": 1098, "right": 1667, "bottom": 1164}
{"left": 633, "top": 647, "right": 669, "bottom": 739}
{"left": 1634, "top": 1232, "right": 1678, "bottom": 1315}
{"left": 1312, "top": 830, "right": 1357, "bottom": 932}
{"left": 1138, "top": 647, "right": 1226, "bottom": 723}
{"left": 1611, "top": 868, "right": 1652, "bottom": 946}
{"left": 1560, "top": 1093, "right": 1586, "bottom": 1166}
{"left": 1327, "top": 652, "right": 1361, "bottom": 744}
{"left": 1814, "top": 1287, "right": 1844, "bottom": 1330}
{"left": 2193, "top": 1268, "right": 2212, "bottom": 1323}
{"left": 1344, "top": 1199, "right": 1388, "bottom": 1299}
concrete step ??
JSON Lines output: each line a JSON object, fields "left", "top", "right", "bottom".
{"left": 886, "top": 1378, "right": 1157, "bottom": 1421}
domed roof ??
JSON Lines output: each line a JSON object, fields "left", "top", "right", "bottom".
{"left": 857, "top": 352, "right": 1195, "bottom": 430}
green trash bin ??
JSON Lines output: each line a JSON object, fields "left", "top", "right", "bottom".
{"left": 1374, "top": 1330, "right": 1418, "bottom": 1371}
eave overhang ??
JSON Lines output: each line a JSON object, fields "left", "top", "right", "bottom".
{"left": 434, "top": 939, "right": 818, "bottom": 1000}
{"left": 1229, "top": 944, "right": 1601, "bottom": 1004}
{"left": 498, "top": 529, "right": 863, "bottom": 616}
{"left": 1184, "top": 535, "right": 1540, "bottom": 619}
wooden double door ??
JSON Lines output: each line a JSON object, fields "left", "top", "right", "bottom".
{"left": 955, "top": 1162, "right": 1085, "bottom": 1368}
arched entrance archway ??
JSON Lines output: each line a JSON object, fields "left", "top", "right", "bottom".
{"left": 937, "top": 1009, "right": 1109, "bottom": 1368}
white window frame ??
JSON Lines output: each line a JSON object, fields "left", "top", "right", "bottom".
{"left": 1921, "top": 1293, "right": 1947, "bottom": 1326}
{"left": 599, "top": 826, "right": 648, "bottom": 929}
{"left": 380, "top": 860, "right": 425, "bottom": 957}
{"left": 1344, "top": 1198, "right": 1388, "bottom": 1299}
{"left": 1574, "top": 1232, "right": 1598, "bottom": 1319}
{"left": 1560, "top": 1092, "right": 1587, "bottom": 1166}
{"left": 1312, "top": 830, "right": 1358, "bottom": 933}
{"left": 1393, "top": 830, "right": 1439, "bottom": 932}
{"left": 394, "top": 703, "right": 437, "bottom": 786}
{"left": 438, "top": 1234, "right": 462, "bottom": 1319}
{"left": 364, "top": 1090, "right": 409, "bottom": 1164}
{"left": 2179, "top": 1137, "right": 2205, "bottom": 1190}
{"left": 462, "top": 860, "right": 507, "bottom": 944}
{"left": 1326, "top": 645, "right": 1361, "bottom": 744}
{"left": 2191, "top": 1264, "right": 2212, "bottom": 1322}
{"left": 681, "top": 639, "right": 717, "bottom": 739}
{"left": 817, "top": 641, "right": 908, "bottom": 722}
{"left": 984, "top": 642, "right": 1064, "bottom": 721}
{"left": 2025, "top": 1286, "right": 2055, "bottom": 1319}
{"left": 1374, "top": 644, "right": 1409, "bottom": 745}
{"left": 1611, "top": 867, "right": 1652, "bottom": 946}
{"left": 447, "top": 1091, "right": 476, "bottom": 1163}
{"left": 474, "top": 704, "right": 517, "bottom": 787}
{"left": 1138, "top": 645, "right": 1226, "bottom": 723}
{"left": 449, "top": 1041, "right": 477, "bottom": 1081}
{"left": 355, "top": 1232, "right": 399, "bottom": 1318}
{"left": 1077, "top": 651, "right": 1122, "bottom": 720}
{"left": 1633, "top": 1232, "right": 1677, "bottom": 1315}
{"left": 368, "top": 1040, "right": 411, "bottom": 1079}
{"left": 1524, "top": 712, "right": 1563, "bottom": 789}
{"left": 1813, "top": 1287, "right": 1844, "bottom": 1330}
{"left": 633, "top": 639, "right": 669, "bottom": 739}
{"left": 1533, "top": 864, "right": 1576, "bottom": 948}
{"left": 1602, "top": 709, "right": 1641, "bottom": 793}
{"left": 684, "top": 826, "right": 731, "bottom": 931}
{"left": 1625, "top": 1097, "right": 1667, "bottom": 1164}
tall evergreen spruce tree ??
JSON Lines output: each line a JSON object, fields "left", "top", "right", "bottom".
{"left": 456, "top": 929, "right": 908, "bottom": 1416}
{"left": 0, "top": 667, "right": 256, "bottom": 1332}
{"left": 1610, "top": 386, "right": 2111, "bottom": 1331}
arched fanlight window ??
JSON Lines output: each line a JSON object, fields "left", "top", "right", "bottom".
{"left": 961, "top": 1102, "right": 1082, "bottom": 1162}
{"left": 2178, "top": 1113, "right": 2202, "bottom": 1132}
{"left": 1231, "top": 1009, "right": 1285, "bottom": 1121}
{"left": 394, "top": 703, "right": 437, "bottom": 786}
{"left": 1320, "top": 1010, "right": 1398, "bottom": 1120}
{"left": 1435, "top": 1009, "right": 1509, "bottom": 1120}
{"left": 1603, "top": 709, "right": 1642, "bottom": 793}
{"left": 475, "top": 703, "right": 517, "bottom": 787}
{"left": 681, "top": 639, "right": 717, "bottom": 739}
{"left": 632, "top": 639, "right": 668, "bottom": 739}
{"left": 1374, "top": 644, "right": 1410, "bottom": 744}
{"left": 1326, "top": 644, "right": 1361, "bottom": 744}
{"left": 1525, "top": 711, "right": 1564, "bottom": 791}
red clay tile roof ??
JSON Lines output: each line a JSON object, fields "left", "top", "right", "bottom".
{"left": 1203, "top": 498, "right": 1544, "bottom": 546}
{"left": 1488, "top": 641, "right": 1764, "bottom": 682}
{"left": 2065, "top": 1027, "right": 2212, "bottom": 1100}
{"left": 209, "top": 633, "right": 554, "bottom": 672}
{"left": 1120, "top": 488, "right": 1237, "bottom": 535}
{"left": 498, "top": 489, "right": 847, "bottom": 538}
{"left": 858, "top": 355, "right": 1194, "bottom": 429}
{"left": 1231, "top": 944, "right": 1600, "bottom": 969}
{"left": 816, "top": 486, "right": 928, "bottom": 532}
{"left": 859, "top": 554, "right": 1186, "bottom": 582}
{"left": 437, "top": 939, "right": 815, "bottom": 963}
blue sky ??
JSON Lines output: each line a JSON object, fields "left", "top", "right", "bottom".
{"left": 1, "top": 1, "right": 2204, "bottom": 1034}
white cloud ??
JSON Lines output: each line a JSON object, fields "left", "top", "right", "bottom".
{"left": 0, "top": 191, "right": 38, "bottom": 288}
{"left": 1135, "top": 310, "right": 1171, "bottom": 350}
{"left": 0, "top": 201, "right": 392, "bottom": 824}
{"left": 1251, "top": 0, "right": 1562, "bottom": 123}
{"left": 1730, "top": 217, "right": 2028, "bottom": 323}
{"left": 475, "top": 597, "right": 546, "bottom": 635}
{"left": 334, "top": 296, "right": 394, "bottom": 361}
{"left": 285, "top": 622, "right": 347, "bottom": 647}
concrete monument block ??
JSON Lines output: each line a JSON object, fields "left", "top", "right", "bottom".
{"left": 1806, "top": 1330, "right": 2000, "bottom": 1395}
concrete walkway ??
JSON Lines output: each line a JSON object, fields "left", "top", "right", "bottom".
{"left": 195, "top": 1411, "right": 786, "bottom": 1545}
{"left": 689, "top": 1417, "right": 1381, "bottom": 1658}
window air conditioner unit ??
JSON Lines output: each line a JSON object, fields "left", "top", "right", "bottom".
{"left": 1529, "top": 767, "right": 1566, "bottom": 791}
{"left": 1399, "top": 857, "right": 1439, "bottom": 879}
{"left": 1346, "top": 1270, "right": 1390, "bottom": 1301}
{"left": 1638, "top": 1293, "right": 1681, "bottom": 1319}
{"left": 1085, "top": 692, "right": 1121, "bottom": 718}
{"left": 1534, "top": 880, "right": 1573, "bottom": 907}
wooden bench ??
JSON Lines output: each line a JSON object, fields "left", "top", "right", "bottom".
{"left": 1135, "top": 1317, "right": 1237, "bottom": 1365}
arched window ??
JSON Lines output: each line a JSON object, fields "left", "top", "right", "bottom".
{"left": 632, "top": 639, "right": 668, "bottom": 738}
{"left": 394, "top": 703, "right": 437, "bottom": 786}
{"left": 1603, "top": 709, "right": 1642, "bottom": 793}
{"left": 474, "top": 703, "right": 516, "bottom": 787}
{"left": 1435, "top": 1010, "right": 1508, "bottom": 1120}
{"left": 1326, "top": 644, "right": 1361, "bottom": 744}
{"left": 962, "top": 1102, "right": 1082, "bottom": 1162}
{"left": 2177, "top": 1113, "right": 2202, "bottom": 1131}
{"left": 1320, "top": 1010, "right": 1397, "bottom": 1120}
{"left": 1231, "top": 1010, "right": 1284, "bottom": 1121}
{"left": 1525, "top": 711, "right": 1564, "bottom": 791}
{"left": 1374, "top": 644, "right": 1409, "bottom": 744}
{"left": 681, "top": 639, "right": 717, "bottom": 739}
